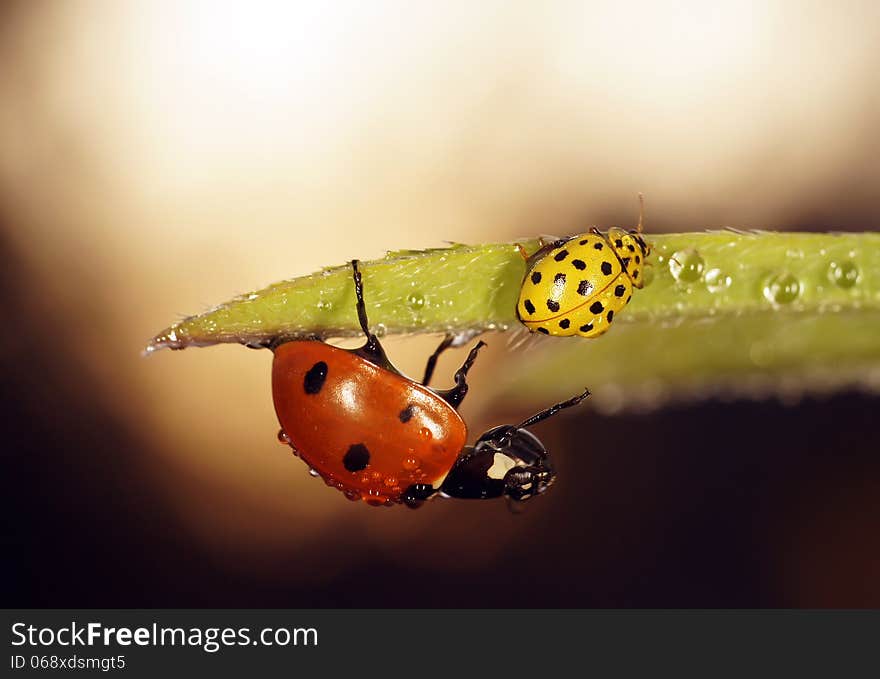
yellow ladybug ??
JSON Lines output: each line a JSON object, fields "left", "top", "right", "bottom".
{"left": 516, "top": 201, "right": 651, "bottom": 338}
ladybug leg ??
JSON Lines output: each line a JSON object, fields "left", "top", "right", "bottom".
{"left": 503, "top": 464, "right": 554, "bottom": 502}
{"left": 349, "top": 260, "right": 398, "bottom": 369}
{"left": 351, "top": 260, "right": 379, "bottom": 346}
{"left": 421, "top": 333, "right": 455, "bottom": 386}
{"left": 435, "top": 340, "right": 486, "bottom": 409}
{"left": 515, "top": 237, "right": 569, "bottom": 267}
{"left": 401, "top": 483, "right": 436, "bottom": 509}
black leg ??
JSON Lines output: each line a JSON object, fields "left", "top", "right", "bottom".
{"left": 515, "top": 388, "right": 590, "bottom": 429}
{"left": 351, "top": 260, "right": 373, "bottom": 341}
{"left": 350, "top": 260, "right": 385, "bottom": 359}
{"left": 421, "top": 334, "right": 455, "bottom": 386}
{"left": 401, "top": 483, "right": 436, "bottom": 509}
{"left": 436, "top": 341, "right": 486, "bottom": 409}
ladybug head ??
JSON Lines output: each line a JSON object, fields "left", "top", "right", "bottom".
{"left": 438, "top": 426, "right": 554, "bottom": 502}
{"left": 438, "top": 389, "right": 589, "bottom": 503}
{"left": 474, "top": 425, "right": 556, "bottom": 501}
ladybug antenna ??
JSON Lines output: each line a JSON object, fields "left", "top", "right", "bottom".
{"left": 515, "top": 388, "right": 590, "bottom": 430}
{"left": 636, "top": 193, "right": 645, "bottom": 234}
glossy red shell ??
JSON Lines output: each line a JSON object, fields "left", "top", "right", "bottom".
{"left": 272, "top": 341, "right": 468, "bottom": 504}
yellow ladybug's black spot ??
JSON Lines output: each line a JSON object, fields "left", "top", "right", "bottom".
{"left": 531, "top": 271, "right": 542, "bottom": 285}
{"left": 590, "top": 301, "right": 604, "bottom": 314}
{"left": 559, "top": 319, "right": 570, "bottom": 329}
{"left": 524, "top": 299, "right": 536, "bottom": 315}
{"left": 577, "top": 280, "right": 593, "bottom": 296}
{"left": 554, "top": 250, "right": 569, "bottom": 262}
{"left": 601, "top": 261, "right": 613, "bottom": 275}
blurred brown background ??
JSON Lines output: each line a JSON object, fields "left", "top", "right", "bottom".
{"left": 2, "top": 1, "right": 878, "bottom": 607}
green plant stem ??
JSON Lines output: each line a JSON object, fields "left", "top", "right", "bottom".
{"left": 147, "top": 231, "right": 880, "bottom": 353}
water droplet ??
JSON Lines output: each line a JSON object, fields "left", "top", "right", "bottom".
{"left": 308, "top": 468, "right": 321, "bottom": 478}
{"left": 370, "top": 470, "right": 383, "bottom": 481}
{"left": 407, "top": 292, "right": 425, "bottom": 310}
{"left": 827, "top": 260, "right": 859, "bottom": 289}
{"left": 374, "top": 323, "right": 387, "bottom": 337}
{"left": 316, "top": 299, "right": 333, "bottom": 312}
{"left": 763, "top": 272, "right": 801, "bottom": 305}
{"left": 668, "top": 249, "right": 705, "bottom": 283}
{"left": 343, "top": 489, "right": 361, "bottom": 502}
{"left": 704, "top": 268, "right": 732, "bottom": 293}
{"left": 402, "top": 456, "right": 421, "bottom": 471}
{"left": 418, "top": 427, "right": 433, "bottom": 441}
{"left": 383, "top": 476, "right": 398, "bottom": 488}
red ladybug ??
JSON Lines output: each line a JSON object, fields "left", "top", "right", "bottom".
{"left": 272, "top": 260, "right": 589, "bottom": 507}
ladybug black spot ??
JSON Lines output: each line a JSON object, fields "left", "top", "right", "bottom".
{"left": 590, "top": 301, "right": 604, "bottom": 314}
{"left": 343, "top": 443, "right": 371, "bottom": 472}
{"left": 554, "top": 249, "right": 569, "bottom": 262}
{"left": 536, "top": 327, "right": 550, "bottom": 334}
{"left": 572, "top": 259, "right": 586, "bottom": 270}
{"left": 601, "top": 261, "right": 613, "bottom": 275}
{"left": 636, "top": 255, "right": 641, "bottom": 264}
{"left": 399, "top": 405, "right": 415, "bottom": 423}
{"left": 524, "top": 299, "right": 536, "bottom": 315}
{"left": 303, "top": 361, "right": 328, "bottom": 394}
{"left": 628, "top": 244, "right": 635, "bottom": 252}
{"left": 559, "top": 319, "right": 570, "bottom": 329}
{"left": 607, "top": 310, "right": 614, "bottom": 323}
{"left": 614, "top": 284, "right": 626, "bottom": 297}
{"left": 531, "top": 271, "right": 542, "bottom": 285}
{"left": 546, "top": 299, "right": 561, "bottom": 312}
{"left": 594, "top": 242, "right": 603, "bottom": 250}
{"left": 633, "top": 270, "right": 639, "bottom": 279}
{"left": 579, "top": 239, "right": 589, "bottom": 245}
{"left": 577, "top": 280, "right": 593, "bottom": 296}
{"left": 615, "top": 238, "right": 623, "bottom": 248}
{"left": 580, "top": 323, "right": 594, "bottom": 333}
{"left": 554, "top": 272, "right": 566, "bottom": 284}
